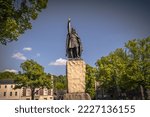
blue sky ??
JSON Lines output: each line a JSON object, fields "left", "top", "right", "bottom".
{"left": 0, "top": 0, "right": 150, "bottom": 75}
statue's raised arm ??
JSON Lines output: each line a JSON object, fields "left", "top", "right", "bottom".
{"left": 68, "top": 17, "right": 71, "bottom": 34}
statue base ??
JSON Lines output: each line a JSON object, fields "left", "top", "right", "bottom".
{"left": 63, "top": 92, "right": 91, "bottom": 100}
{"left": 64, "top": 59, "right": 91, "bottom": 100}
{"left": 66, "top": 59, "right": 86, "bottom": 93}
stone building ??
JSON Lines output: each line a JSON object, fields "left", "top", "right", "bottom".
{"left": 0, "top": 79, "right": 53, "bottom": 100}
{"left": 0, "top": 80, "right": 21, "bottom": 100}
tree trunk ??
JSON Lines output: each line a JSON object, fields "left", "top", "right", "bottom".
{"left": 31, "top": 88, "right": 35, "bottom": 100}
{"left": 143, "top": 86, "right": 148, "bottom": 100}
{"left": 140, "top": 85, "right": 145, "bottom": 100}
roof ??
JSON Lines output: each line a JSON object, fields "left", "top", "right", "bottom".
{"left": 0, "top": 79, "right": 14, "bottom": 84}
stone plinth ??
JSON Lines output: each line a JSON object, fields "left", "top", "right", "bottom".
{"left": 66, "top": 59, "right": 86, "bottom": 93}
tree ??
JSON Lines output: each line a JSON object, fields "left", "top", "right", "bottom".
{"left": 0, "top": 0, "right": 48, "bottom": 45}
{"left": 125, "top": 37, "right": 150, "bottom": 99}
{"left": 14, "top": 59, "right": 52, "bottom": 100}
{"left": 52, "top": 75, "right": 67, "bottom": 100}
{"left": 53, "top": 75, "right": 67, "bottom": 90}
{"left": 96, "top": 48, "right": 127, "bottom": 99}
{"left": 85, "top": 64, "right": 96, "bottom": 99}
{"left": 0, "top": 71, "right": 16, "bottom": 80}
{"left": 96, "top": 37, "right": 150, "bottom": 99}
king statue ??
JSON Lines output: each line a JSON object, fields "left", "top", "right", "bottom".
{"left": 66, "top": 18, "right": 83, "bottom": 59}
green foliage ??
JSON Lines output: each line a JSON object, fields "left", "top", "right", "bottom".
{"left": 14, "top": 59, "right": 52, "bottom": 100}
{"left": 0, "top": 71, "right": 16, "bottom": 80}
{"left": 96, "top": 48, "right": 127, "bottom": 99}
{"left": 96, "top": 37, "right": 150, "bottom": 99}
{"left": 20, "top": 59, "right": 44, "bottom": 78}
{"left": 53, "top": 75, "right": 67, "bottom": 90}
{"left": 85, "top": 64, "right": 96, "bottom": 99}
{"left": 0, "top": 0, "right": 48, "bottom": 45}
{"left": 125, "top": 37, "right": 150, "bottom": 99}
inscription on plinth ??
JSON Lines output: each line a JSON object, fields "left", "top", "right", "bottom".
{"left": 66, "top": 59, "right": 86, "bottom": 93}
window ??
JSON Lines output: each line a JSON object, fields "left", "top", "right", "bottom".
{"left": 4, "top": 92, "right": 6, "bottom": 96}
{"left": 48, "top": 89, "right": 52, "bottom": 95}
{"left": 22, "top": 88, "right": 26, "bottom": 96}
{"left": 44, "top": 98, "right": 47, "bottom": 100}
{"left": 10, "top": 92, "right": 12, "bottom": 96}
{"left": 26, "top": 89, "right": 31, "bottom": 96}
{"left": 15, "top": 92, "right": 17, "bottom": 96}
{"left": 44, "top": 90, "right": 48, "bottom": 95}
{"left": 0, "top": 85, "right": 1, "bottom": 88}
{"left": 11, "top": 85, "right": 13, "bottom": 88}
{"left": 40, "top": 89, "right": 43, "bottom": 95}
{"left": 5, "top": 85, "right": 7, "bottom": 88}
{"left": 26, "top": 98, "right": 30, "bottom": 100}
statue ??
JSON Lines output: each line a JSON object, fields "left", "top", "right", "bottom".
{"left": 66, "top": 18, "right": 83, "bottom": 59}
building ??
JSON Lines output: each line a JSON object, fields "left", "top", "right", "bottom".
{"left": 0, "top": 79, "right": 53, "bottom": 100}
{"left": 21, "top": 87, "right": 53, "bottom": 100}
{"left": 0, "top": 80, "right": 21, "bottom": 100}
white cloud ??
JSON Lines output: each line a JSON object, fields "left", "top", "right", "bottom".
{"left": 4, "top": 69, "right": 18, "bottom": 73}
{"left": 49, "top": 58, "right": 67, "bottom": 66}
{"left": 23, "top": 47, "right": 32, "bottom": 51}
{"left": 36, "top": 53, "right": 41, "bottom": 57}
{"left": 12, "top": 52, "right": 27, "bottom": 61}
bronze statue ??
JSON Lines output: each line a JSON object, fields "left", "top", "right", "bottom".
{"left": 66, "top": 18, "right": 83, "bottom": 58}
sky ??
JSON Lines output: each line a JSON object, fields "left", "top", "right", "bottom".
{"left": 0, "top": 0, "right": 150, "bottom": 75}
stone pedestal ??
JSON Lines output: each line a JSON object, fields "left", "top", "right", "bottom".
{"left": 63, "top": 59, "right": 91, "bottom": 100}
{"left": 67, "top": 59, "right": 86, "bottom": 93}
